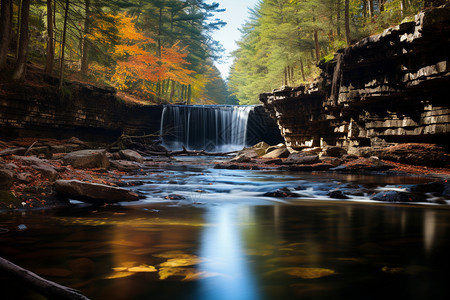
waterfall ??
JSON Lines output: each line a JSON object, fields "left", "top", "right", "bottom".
{"left": 160, "top": 105, "right": 254, "bottom": 152}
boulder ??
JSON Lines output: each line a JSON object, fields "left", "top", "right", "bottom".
{"left": 32, "top": 165, "right": 59, "bottom": 182}
{"left": 55, "top": 180, "right": 140, "bottom": 203}
{"left": 231, "top": 149, "right": 259, "bottom": 162}
{"left": 263, "top": 187, "right": 301, "bottom": 198}
{"left": 265, "top": 143, "right": 286, "bottom": 154}
{"left": 328, "top": 190, "right": 350, "bottom": 199}
{"left": 335, "top": 157, "right": 394, "bottom": 172}
{"left": 62, "top": 150, "right": 109, "bottom": 169}
{"left": 0, "top": 169, "right": 14, "bottom": 189}
{"left": 119, "top": 149, "right": 144, "bottom": 163}
{"left": 249, "top": 141, "right": 271, "bottom": 156}
{"left": 110, "top": 160, "right": 142, "bottom": 171}
{"left": 323, "top": 146, "right": 347, "bottom": 158}
{"left": 410, "top": 181, "right": 445, "bottom": 194}
{"left": 284, "top": 153, "right": 320, "bottom": 165}
{"left": 371, "top": 191, "right": 426, "bottom": 203}
{"left": 262, "top": 147, "right": 290, "bottom": 159}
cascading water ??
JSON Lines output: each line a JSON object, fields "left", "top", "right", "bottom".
{"left": 160, "top": 105, "right": 254, "bottom": 152}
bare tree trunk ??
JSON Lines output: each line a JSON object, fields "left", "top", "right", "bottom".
{"left": 380, "top": 0, "right": 385, "bottom": 12}
{"left": 187, "top": 84, "right": 191, "bottom": 105}
{"left": 369, "top": 0, "right": 374, "bottom": 17}
{"left": 12, "top": 0, "right": 30, "bottom": 80}
{"left": 80, "top": 0, "right": 90, "bottom": 75}
{"left": 45, "top": 0, "right": 54, "bottom": 74}
{"left": 336, "top": 0, "right": 341, "bottom": 37}
{"left": 0, "top": 0, "right": 13, "bottom": 69}
{"left": 300, "top": 57, "right": 306, "bottom": 81}
{"left": 169, "top": 79, "right": 175, "bottom": 102}
{"left": 314, "top": 29, "right": 320, "bottom": 62}
{"left": 345, "top": 0, "right": 351, "bottom": 45}
{"left": 59, "top": 0, "right": 70, "bottom": 90}
{"left": 0, "top": 256, "right": 90, "bottom": 300}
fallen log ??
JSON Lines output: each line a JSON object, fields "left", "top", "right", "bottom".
{"left": 137, "top": 145, "right": 239, "bottom": 157}
{"left": 0, "top": 256, "right": 90, "bottom": 300}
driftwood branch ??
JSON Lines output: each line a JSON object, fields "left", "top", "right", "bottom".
{"left": 24, "top": 140, "right": 38, "bottom": 156}
{"left": 0, "top": 256, "right": 91, "bottom": 300}
{"left": 137, "top": 145, "right": 239, "bottom": 157}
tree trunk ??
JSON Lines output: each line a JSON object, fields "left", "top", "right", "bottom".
{"left": 369, "top": 0, "right": 374, "bottom": 17}
{"left": 45, "top": 0, "right": 54, "bottom": 74}
{"left": 80, "top": 0, "right": 90, "bottom": 75}
{"left": 345, "top": 0, "right": 351, "bottom": 45}
{"left": 59, "top": 0, "right": 70, "bottom": 90}
{"left": 363, "top": 0, "right": 367, "bottom": 18}
{"left": 187, "top": 84, "right": 191, "bottom": 105}
{"left": 0, "top": 256, "right": 90, "bottom": 300}
{"left": 0, "top": 0, "right": 13, "bottom": 69}
{"left": 336, "top": 0, "right": 341, "bottom": 37}
{"left": 300, "top": 58, "right": 306, "bottom": 81}
{"left": 169, "top": 79, "right": 175, "bottom": 103}
{"left": 380, "top": 0, "right": 385, "bottom": 12}
{"left": 314, "top": 29, "right": 320, "bottom": 62}
{"left": 12, "top": 0, "right": 30, "bottom": 80}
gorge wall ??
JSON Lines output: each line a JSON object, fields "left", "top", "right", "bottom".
{"left": 261, "top": 4, "right": 450, "bottom": 151}
{"left": 0, "top": 79, "right": 281, "bottom": 146}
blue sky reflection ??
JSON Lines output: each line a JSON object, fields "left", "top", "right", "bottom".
{"left": 196, "top": 205, "right": 260, "bottom": 300}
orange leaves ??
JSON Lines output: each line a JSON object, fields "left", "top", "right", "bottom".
{"left": 109, "top": 13, "right": 194, "bottom": 97}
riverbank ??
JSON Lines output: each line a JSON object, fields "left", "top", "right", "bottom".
{"left": 1, "top": 138, "right": 449, "bottom": 211}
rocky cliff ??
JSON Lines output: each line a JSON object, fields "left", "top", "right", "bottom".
{"left": 0, "top": 80, "right": 163, "bottom": 143}
{"left": 261, "top": 4, "right": 450, "bottom": 151}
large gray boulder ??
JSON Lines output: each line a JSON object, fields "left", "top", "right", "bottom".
{"left": 109, "top": 160, "right": 142, "bottom": 171}
{"left": 55, "top": 180, "right": 140, "bottom": 203}
{"left": 62, "top": 150, "right": 109, "bottom": 169}
{"left": 284, "top": 153, "right": 320, "bottom": 165}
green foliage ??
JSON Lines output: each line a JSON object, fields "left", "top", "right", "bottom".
{"left": 229, "top": 0, "right": 428, "bottom": 104}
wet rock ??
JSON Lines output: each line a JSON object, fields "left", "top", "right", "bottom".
{"left": 165, "top": 194, "right": 185, "bottom": 200}
{"left": 341, "top": 154, "right": 359, "bottom": 161}
{"left": 265, "top": 143, "right": 286, "bottom": 154}
{"left": 262, "top": 147, "right": 290, "bottom": 159}
{"left": 284, "top": 153, "right": 320, "bottom": 165}
{"left": 371, "top": 191, "right": 426, "bottom": 203}
{"left": 288, "top": 164, "right": 314, "bottom": 172}
{"left": 263, "top": 158, "right": 283, "bottom": 165}
{"left": 333, "top": 157, "right": 394, "bottom": 172}
{"left": 109, "top": 160, "right": 141, "bottom": 171}
{"left": 323, "top": 146, "right": 347, "bottom": 158}
{"left": 55, "top": 180, "right": 141, "bottom": 203}
{"left": 0, "top": 169, "right": 14, "bottom": 189}
{"left": 115, "top": 180, "right": 145, "bottom": 187}
{"left": 67, "top": 136, "right": 87, "bottom": 146}
{"left": 119, "top": 149, "right": 144, "bottom": 163}
{"left": 263, "top": 187, "right": 300, "bottom": 198}
{"left": 32, "top": 164, "right": 59, "bottom": 182}
{"left": 62, "top": 149, "right": 109, "bottom": 169}
{"left": 328, "top": 190, "right": 350, "bottom": 199}
{"left": 249, "top": 141, "right": 271, "bottom": 156}
{"left": 319, "top": 156, "right": 343, "bottom": 166}
{"left": 231, "top": 149, "right": 259, "bottom": 162}
{"left": 410, "top": 181, "right": 445, "bottom": 195}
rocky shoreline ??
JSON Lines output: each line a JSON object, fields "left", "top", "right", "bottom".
{"left": 0, "top": 138, "right": 449, "bottom": 210}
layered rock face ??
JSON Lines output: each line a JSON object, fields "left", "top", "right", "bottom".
{"left": 0, "top": 82, "right": 163, "bottom": 142}
{"left": 261, "top": 4, "right": 450, "bottom": 151}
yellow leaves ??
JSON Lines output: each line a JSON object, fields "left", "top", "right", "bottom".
{"left": 266, "top": 267, "right": 337, "bottom": 279}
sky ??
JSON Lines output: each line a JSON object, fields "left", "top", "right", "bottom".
{"left": 209, "top": 0, "right": 260, "bottom": 80}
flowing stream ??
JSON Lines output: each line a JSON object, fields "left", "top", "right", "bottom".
{"left": 1, "top": 157, "right": 449, "bottom": 300}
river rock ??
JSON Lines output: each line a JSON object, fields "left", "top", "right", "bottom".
{"left": 32, "top": 164, "right": 59, "bottom": 182}
{"left": 262, "top": 147, "right": 290, "bottom": 159}
{"left": 263, "top": 188, "right": 300, "bottom": 198}
{"left": 0, "top": 169, "right": 14, "bottom": 189}
{"left": 323, "top": 146, "right": 347, "bottom": 158}
{"left": 371, "top": 191, "right": 426, "bottom": 203}
{"left": 265, "top": 143, "right": 286, "bottom": 154}
{"left": 328, "top": 190, "right": 350, "bottom": 199}
{"left": 249, "top": 141, "right": 271, "bottom": 156}
{"left": 231, "top": 149, "right": 259, "bottom": 162}
{"left": 284, "top": 153, "right": 320, "bottom": 165}
{"left": 62, "top": 150, "right": 109, "bottom": 169}
{"left": 119, "top": 149, "right": 144, "bottom": 163}
{"left": 110, "top": 160, "right": 142, "bottom": 171}
{"left": 410, "top": 181, "right": 445, "bottom": 195}
{"left": 334, "top": 157, "right": 394, "bottom": 172}
{"left": 55, "top": 179, "right": 140, "bottom": 203}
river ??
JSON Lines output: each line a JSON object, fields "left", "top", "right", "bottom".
{"left": 1, "top": 157, "right": 449, "bottom": 299}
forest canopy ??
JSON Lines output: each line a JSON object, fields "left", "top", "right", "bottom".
{"left": 228, "top": 0, "right": 446, "bottom": 105}
{"left": 0, "top": 0, "right": 230, "bottom": 104}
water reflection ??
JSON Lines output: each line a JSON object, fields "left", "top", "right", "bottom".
{"left": 197, "top": 205, "right": 260, "bottom": 300}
